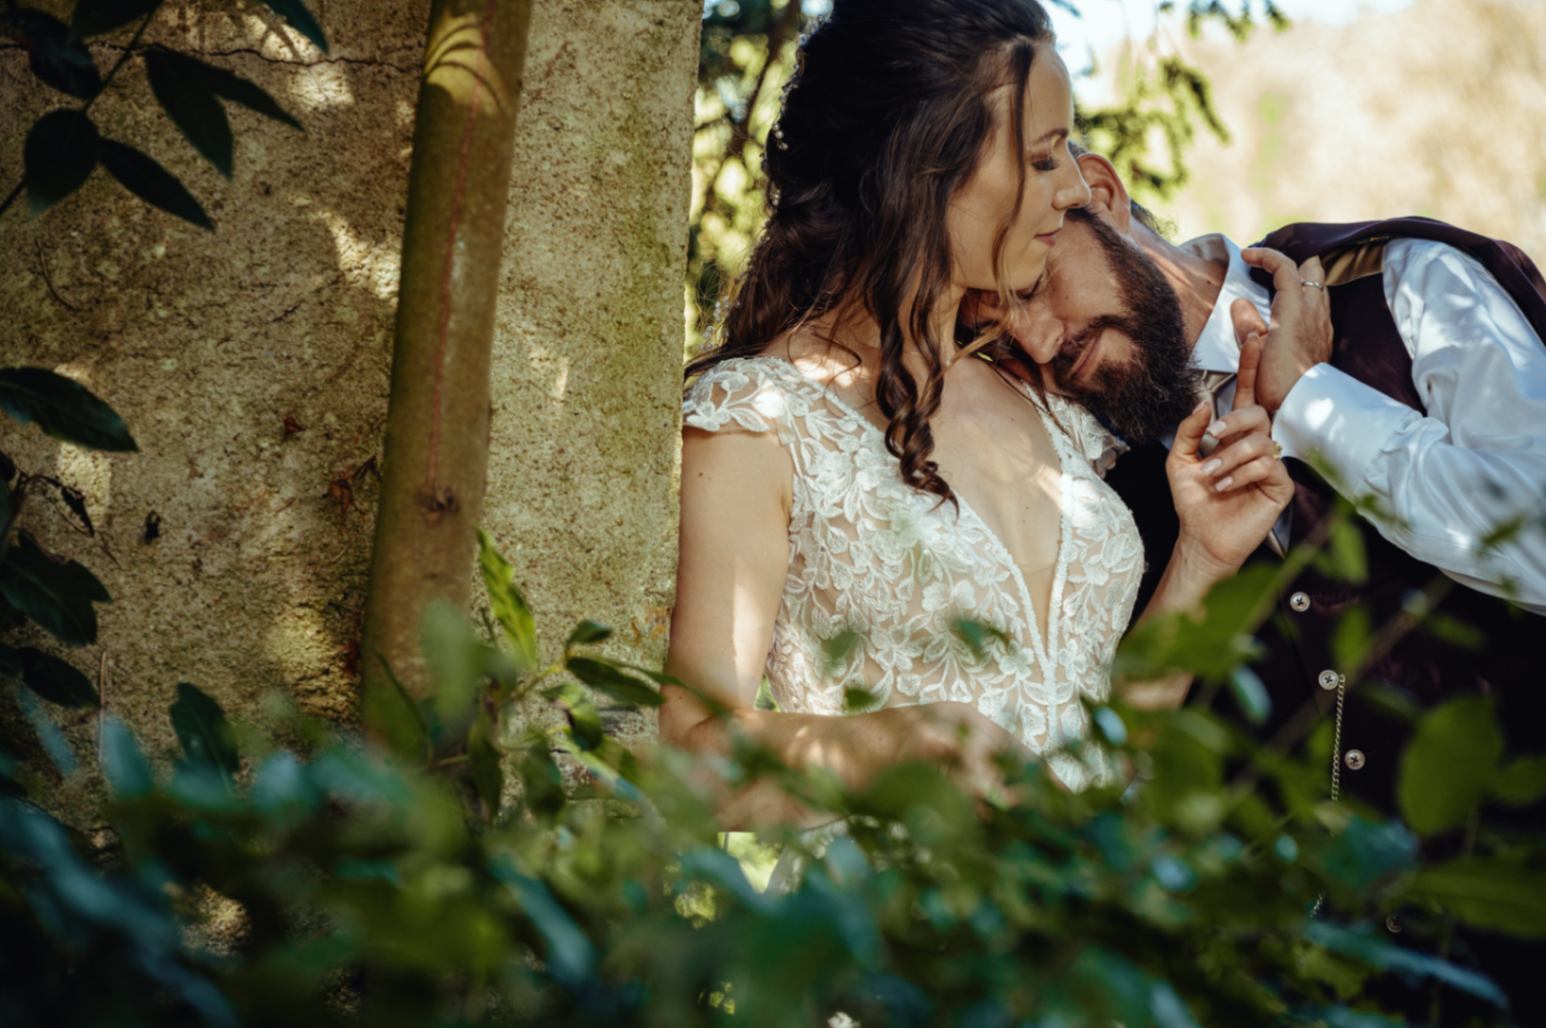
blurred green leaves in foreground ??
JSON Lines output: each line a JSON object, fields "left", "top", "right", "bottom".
{"left": 4, "top": 532, "right": 1544, "bottom": 1026}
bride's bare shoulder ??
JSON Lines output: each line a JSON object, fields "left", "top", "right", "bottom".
{"left": 756, "top": 325, "right": 874, "bottom": 398}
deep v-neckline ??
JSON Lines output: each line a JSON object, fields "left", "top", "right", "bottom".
{"left": 744, "top": 355, "right": 1072, "bottom": 670}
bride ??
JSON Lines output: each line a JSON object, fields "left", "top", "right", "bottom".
{"left": 662, "top": 0, "right": 1291, "bottom": 831}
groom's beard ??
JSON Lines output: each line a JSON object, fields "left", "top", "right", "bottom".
{"left": 1052, "top": 214, "right": 1200, "bottom": 445}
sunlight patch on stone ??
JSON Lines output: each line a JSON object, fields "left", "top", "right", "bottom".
{"left": 288, "top": 60, "right": 355, "bottom": 111}
{"left": 316, "top": 211, "right": 401, "bottom": 301}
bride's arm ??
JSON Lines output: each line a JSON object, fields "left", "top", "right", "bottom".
{"left": 661, "top": 424, "right": 1018, "bottom": 830}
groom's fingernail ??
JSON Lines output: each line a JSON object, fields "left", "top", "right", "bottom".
{"left": 1213, "top": 475, "right": 1234, "bottom": 492}
{"left": 1203, "top": 458, "right": 1222, "bottom": 475}
{"left": 1207, "top": 420, "right": 1227, "bottom": 437}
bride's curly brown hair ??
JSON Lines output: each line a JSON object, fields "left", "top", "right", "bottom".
{"left": 686, "top": 0, "right": 1056, "bottom": 504}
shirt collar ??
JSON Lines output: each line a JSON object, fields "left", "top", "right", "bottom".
{"left": 1180, "top": 233, "right": 1273, "bottom": 375}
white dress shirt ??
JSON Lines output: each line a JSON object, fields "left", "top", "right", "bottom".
{"left": 1180, "top": 233, "right": 1546, "bottom": 615}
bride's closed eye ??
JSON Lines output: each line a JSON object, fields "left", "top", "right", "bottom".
{"left": 1029, "top": 138, "right": 1070, "bottom": 173}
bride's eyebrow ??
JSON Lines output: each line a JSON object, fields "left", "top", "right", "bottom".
{"left": 1028, "top": 128, "right": 1069, "bottom": 148}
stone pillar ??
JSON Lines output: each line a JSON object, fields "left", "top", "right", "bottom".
{"left": 1, "top": 3, "right": 431, "bottom": 804}
{"left": 0, "top": 0, "right": 698, "bottom": 806}
{"left": 486, "top": 0, "right": 698, "bottom": 746}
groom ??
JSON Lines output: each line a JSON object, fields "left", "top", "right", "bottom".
{"left": 988, "top": 148, "right": 1546, "bottom": 1014}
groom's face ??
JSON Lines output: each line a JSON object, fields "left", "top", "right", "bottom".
{"left": 1014, "top": 209, "right": 1199, "bottom": 443}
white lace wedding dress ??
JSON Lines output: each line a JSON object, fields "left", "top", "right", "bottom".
{"left": 682, "top": 355, "right": 1146, "bottom": 886}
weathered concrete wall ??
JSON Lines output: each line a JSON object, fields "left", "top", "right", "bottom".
{"left": 0, "top": 1, "right": 696, "bottom": 799}
{"left": 486, "top": 0, "right": 696, "bottom": 747}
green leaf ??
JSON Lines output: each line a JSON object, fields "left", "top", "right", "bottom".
{"left": 251, "top": 751, "right": 315, "bottom": 816}
{"left": 258, "top": 0, "right": 329, "bottom": 53}
{"left": 843, "top": 686, "right": 879, "bottom": 712}
{"left": 1113, "top": 564, "right": 1276, "bottom": 682}
{"left": 1398, "top": 696, "right": 1503, "bottom": 836}
{"left": 144, "top": 47, "right": 233, "bottom": 177}
{"left": 564, "top": 620, "right": 612, "bottom": 649}
{"left": 1492, "top": 754, "right": 1546, "bottom": 807}
{"left": 15, "top": 684, "right": 76, "bottom": 774}
{"left": 477, "top": 529, "right": 538, "bottom": 667}
{"left": 71, "top": 0, "right": 163, "bottom": 38}
{"left": 820, "top": 625, "right": 864, "bottom": 670}
{"left": 0, "top": 644, "right": 99, "bottom": 706}
{"left": 360, "top": 653, "right": 429, "bottom": 762}
{"left": 99, "top": 715, "right": 154, "bottom": 797}
{"left": 489, "top": 860, "right": 596, "bottom": 985}
{"left": 14, "top": 10, "right": 101, "bottom": 99}
{"left": 1329, "top": 606, "right": 1372, "bottom": 673}
{"left": 1316, "top": 815, "right": 1417, "bottom": 894}
{"left": 1406, "top": 857, "right": 1546, "bottom": 939}
{"left": 0, "top": 366, "right": 137, "bottom": 451}
{"left": 169, "top": 682, "right": 239, "bottom": 786}
{"left": 566, "top": 656, "right": 662, "bottom": 708}
{"left": 1303, "top": 921, "right": 1505, "bottom": 1007}
{"left": 1418, "top": 612, "right": 1485, "bottom": 651}
{"left": 1324, "top": 518, "right": 1368, "bottom": 584}
{"left": 1225, "top": 665, "right": 1270, "bottom": 726}
{"left": 421, "top": 599, "right": 512, "bottom": 740}
{"left": 100, "top": 139, "right": 212, "bottom": 229}
{"left": 0, "top": 530, "right": 111, "bottom": 645}
{"left": 23, "top": 108, "right": 100, "bottom": 213}
{"left": 948, "top": 617, "right": 1012, "bottom": 661}
{"left": 466, "top": 710, "right": 503, "bottom": 818}
{"left": 566, "top": 696, "right": 603, "bottom": 750}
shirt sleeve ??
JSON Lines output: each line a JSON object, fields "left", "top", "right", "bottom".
{"left": 1271, "top": 238, "right": 1546, "bottom": 614}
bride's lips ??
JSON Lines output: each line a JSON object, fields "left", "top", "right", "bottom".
{"left": 1035, "top": 228, "right": 1060, "bottom": 246}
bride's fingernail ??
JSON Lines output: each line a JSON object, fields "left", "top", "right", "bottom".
{"left": 1203, "top": 458, "right": 1223, "bottom": 475}
{"left": 1213, "top": 475, "right": 1234, "bottom": 492}
{"left": 1207, "top": 420, "right": 1227, "bottom": 437}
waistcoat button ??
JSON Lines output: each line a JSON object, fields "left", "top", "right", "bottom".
{"left": 1344, "top": 749, "right": 1366, "bottom": 771}
{"left": 1289, "top": 591, "right": 1311, "bottom": 612}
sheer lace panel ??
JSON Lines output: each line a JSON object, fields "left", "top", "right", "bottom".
{"left": 682, "top": 355, "right": 1143, "bottom": 790}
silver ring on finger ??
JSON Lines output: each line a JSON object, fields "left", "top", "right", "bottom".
{"left": 1300, "top": 279, "right": 1325, "bottom": 290}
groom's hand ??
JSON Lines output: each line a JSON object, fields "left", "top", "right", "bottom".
{"left": 1232, "top": 248, "right": 1333, "bottom": 413}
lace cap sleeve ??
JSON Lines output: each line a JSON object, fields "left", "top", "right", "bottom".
{"left": 682, "top": 358, "right": 799, "bottom": 444}
{"left": 1047, "top": 393, "right": 1128, "bottom": 477}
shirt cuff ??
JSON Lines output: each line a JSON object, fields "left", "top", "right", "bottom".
{"left": 1271, "top": 363, "right": 1422, "bottom": 495}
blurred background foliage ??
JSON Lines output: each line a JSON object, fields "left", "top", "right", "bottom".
{"left": 687, "top": 0, "right": 1546, "bottom": 353}
{"left": 3, "top": 520, "right": 1543, "bottom": 1025}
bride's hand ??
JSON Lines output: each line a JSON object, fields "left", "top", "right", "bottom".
{"left": 1165, "top": 332, "right": 1295, "bottom": 577}
{"left": 899, "top": 702, "right": 1031, "bottom": 806}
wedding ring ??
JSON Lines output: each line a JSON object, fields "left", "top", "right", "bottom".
{"left": 1300, "top": 279, "right": 1325, "bottom": 290}
{"left": 1272, "top": 441, "right": 1284, "bottom": 460}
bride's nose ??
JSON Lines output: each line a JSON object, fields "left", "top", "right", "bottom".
{"left": 1052, "top": 158, "right": 1092, "bottom": 212}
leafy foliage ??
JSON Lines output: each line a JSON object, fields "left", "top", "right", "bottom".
{"left": 0, "top": 0, "right": 327, "bottom": 817}
{"left": 1, "top": 534, "right": 1540, "bottom": 1025}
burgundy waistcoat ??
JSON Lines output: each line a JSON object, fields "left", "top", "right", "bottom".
{"left": 1106, "top": 217, "right": 1546, "bottom": 815}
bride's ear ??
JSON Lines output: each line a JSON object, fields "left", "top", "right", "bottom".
{"left": 1074, "top": 152, "right": 1132, "bottom": 231}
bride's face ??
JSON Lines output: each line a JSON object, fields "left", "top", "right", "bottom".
{"left": 946, "top": 45, "right": 1089, "bottom": 298}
